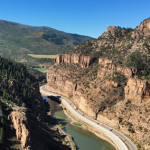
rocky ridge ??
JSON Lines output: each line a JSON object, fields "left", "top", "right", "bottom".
{"left": 98, "top": 58, "right": 137, "bottom": 78}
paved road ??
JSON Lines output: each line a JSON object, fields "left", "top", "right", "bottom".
{"left": 40, "top": 86, "right": 137, "bottom": 150}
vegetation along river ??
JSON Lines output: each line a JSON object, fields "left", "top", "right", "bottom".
{"left": 43, "top": 96, "right": 115, "bottom": 150}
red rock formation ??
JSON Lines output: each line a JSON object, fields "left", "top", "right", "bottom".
{"left": 55, "top": 54, "right": 91, "bottom": 68}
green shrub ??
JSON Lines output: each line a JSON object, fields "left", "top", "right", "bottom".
{"left": 118, "top": 117, "right": 123, "bottom": 123}
{"left": 72, "top": 122, "right": 82, "bottom": 127}
{"left": 125, "top": 51, "right": 150, "bottom": 78}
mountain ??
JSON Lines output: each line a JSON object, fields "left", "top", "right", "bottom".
{"left": 0, "top": 19, "right": 93, "bottom": 66}
{"left": 0, "top": 56, "right": 69, "bottom": 150}
{"left": 46, "top": 18, "right": 150, "bottom": 150}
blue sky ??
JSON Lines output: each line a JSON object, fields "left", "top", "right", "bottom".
{"left": 0, "top": 0, "right": 150, "bottom": 38}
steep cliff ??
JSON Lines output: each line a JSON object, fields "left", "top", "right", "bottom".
{"left": 8, "top": 107, "right": 30, "bottom": 150}
{"left": 55, "top": 54, "right": 91, "bottom": 68}
{"left": 98, "top": 58, "right": 137, "bottom": 78}
{"left": 46, "top": 18, "right": 150, "bottom": 150}
{"left": 125, "top": 78, "right": 150, "bottom": 103}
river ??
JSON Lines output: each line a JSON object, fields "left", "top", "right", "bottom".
{"left": 44, "top": 96, "right": 116, "bottom": 150}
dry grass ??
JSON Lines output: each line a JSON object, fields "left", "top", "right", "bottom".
{"left": 28, "top": 54, "right": 56, "bottom": 59}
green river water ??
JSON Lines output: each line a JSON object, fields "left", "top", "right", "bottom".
{"left": 47, "top": 97, "right": 116, "bottom": 150}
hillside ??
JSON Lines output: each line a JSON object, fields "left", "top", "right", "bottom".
{"left": 0, "top": 56, "right": 69, "bottom": 150}
{"left": 0, "top": 19, "right": 93, "bottom": 66}
{"left": 46, "top": 18, "right": 150, "bottom": 150}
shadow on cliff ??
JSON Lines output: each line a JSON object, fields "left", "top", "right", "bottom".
{"left": 0, "top": 119, "right": 22, "bottom": 150}
{"left": 47, "top": 96, "right": 68, "bottom": 126}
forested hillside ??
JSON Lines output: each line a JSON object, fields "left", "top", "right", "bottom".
{"left": 0, "top": 57, "right": 37, "bottom": 106}
{"left": 0, "top": 56, "right": 69, "bottom": 150}
{"left": 0, "top": 19, "right": 93, "bottom": 66}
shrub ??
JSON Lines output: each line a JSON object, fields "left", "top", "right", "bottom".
{"left": 125, "top": 51, "right": 150, "bottom": 78}
{"left": 118, "top": 117, "right": 123, "bottom": 123}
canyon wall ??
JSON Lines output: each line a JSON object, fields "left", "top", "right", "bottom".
{"left": 47, "top": 57, "right": 150, "bottom": 115}
{"left": 46, "top": 18, "right": 150, "bottom": 149}
{"left": 125, "top": 78, "right": 150, "bottom": 103}
{"left": 8, "top": 106, "right": 30, "bottom": 150}
{"left": 98, "top": 58, "right": 150, "bottom": 102}
{"left": 98, "top": 58, "right": 137, "bottom": 78}
{"left": 46, "top": 57, "right": 150, "bottom": 149}
{"left": 46, "top": 67, "right": 96, "bottom": 118}
{"left": 54, "top": 54, "right": 91, "bottom": 68}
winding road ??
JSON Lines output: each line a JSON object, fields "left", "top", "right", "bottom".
{"left": 40, "top": 85, "right": 137, "bottom": 150}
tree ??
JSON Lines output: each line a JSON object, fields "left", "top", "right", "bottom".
{"left": 0, "top": 127, "right": 4, "bottom": 144}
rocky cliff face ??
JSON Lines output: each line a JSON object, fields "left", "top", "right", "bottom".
{"left": 46, "top": 61, "right": 150, "bottom": 150}
{"left": 46, "top": 64, "right": 97, "bottom": 118}
{"left": 46, "top": 18, "right": 150, "bottom": 150}
{"left": 8, "top": 106, "right": 30, "bottom": 150}
{"left": 125, "top": 78, "right": 150, "bottom": 103}
{"left": 55, "top": 54, "right": 91, "bottom": 68}
{"left": 98, "top": 58, "right": 137, "bottom": 78}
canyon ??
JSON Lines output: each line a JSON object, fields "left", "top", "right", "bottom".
{"left": 46, "top": 18, "right": 150, "bottom": 150}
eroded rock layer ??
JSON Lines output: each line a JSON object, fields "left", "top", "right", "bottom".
{"left": 55, "top": 54, "right": 91, "bottom": 68}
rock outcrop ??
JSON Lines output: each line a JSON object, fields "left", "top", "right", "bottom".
{"left": 54, "top": 54, "right": 91, "bottom": 68}
{"left": 105, "top": 26, "right": 123, "bottom": 35}
{"left": 8, "top": 106, "right": 30, "bottom": 150}
{"left": 98, "top": 58, "right": 137, "bottom": 78}
{"left": 136, "top": 18, "right": 150, "bottom": 32}
{"left": 125, "top": 78, "right": 150, "bottom": 103}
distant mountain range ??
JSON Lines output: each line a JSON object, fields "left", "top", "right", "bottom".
{"left": 0, "top": 19, "right": 93, "bottom": 65}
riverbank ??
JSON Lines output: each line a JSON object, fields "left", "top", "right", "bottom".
{"left": 40, "top": 86, "right": 118, "bottom": 150}
{"left": 56, "top": 124, "right": 76, "bottom": 150}
{"left": 62, "top": 104, "right": 118, "bottom": 150}
{"left": 41, "top": 90, "right": 76, "bottom": 150}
